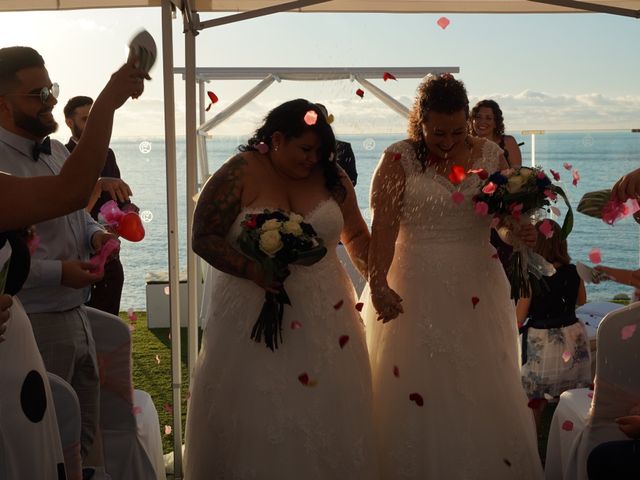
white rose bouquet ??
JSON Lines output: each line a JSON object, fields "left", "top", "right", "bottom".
{"left": 472, "top": 166, "right": 573, "bottom": 301}
{"left": 236, "top": 209, "right": 327, "bottom": 350}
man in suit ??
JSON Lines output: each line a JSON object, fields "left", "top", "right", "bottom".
{"left": 316, "top": 103, "right": 358, "bottom": 186}
{"left": 64, "top": 96, "right": 135, "bottom": 316}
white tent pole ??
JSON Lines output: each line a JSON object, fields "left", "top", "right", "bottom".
{"left": 353, "top": 75, "right": 410, "bottom": 118}
{"left": 161, "top": 1, "right": 183, "bottom": 478}
{"left": 199, "top": 75, "right": 276, "bottom": 134}
{"left": 185, "top": 12, "right": 200, "bottom": 391}
{"left": 197, "top": 80, "right": 210, "bottom": 181}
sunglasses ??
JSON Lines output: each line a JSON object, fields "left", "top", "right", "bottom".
{"left": 10, "top": 83, "right": 59, "bottom": 104}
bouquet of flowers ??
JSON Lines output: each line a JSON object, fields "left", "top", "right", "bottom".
{"left": 236, "top": 209, "right": 327, "bottom": 351}
{"left": 472, "top": 166, "right": 573, "bottom": 301}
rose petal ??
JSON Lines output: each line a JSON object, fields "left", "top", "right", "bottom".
{"left": 303, "top": 110, "right": 318, "bottom": 126}
{"left": 481, "top": 182, "right": 497, "bottom": 195}
{"left": 528, "top": 398, "right": 544, "bottom": 409}
{"left": 298, "top": 373, "right": 309, "bottom": 385}
{"left": 550, "top": 206, "right": 561, "bottom": 217}
{"left": 131, "top": 406, "right": 143, "bottom": 415}
{"left": 333, "top": 299, "right": 344, "bottom": 310}
{"left": 451, "top": 191, "right": 464, "bottom": 205}
{"left": 539, "top": 219, "right": 554, "bottom": 239}
{"left": 163, "top": 402, "right": 173, "bottom": 414}
{"left": 409, "top": 392, "right": 424, "bottom": 406}
{"left": 393, "top": 365, "right": 400, "bottom": 377}
{"left": 355, "top": 302, "right": 364, "bottom": 312}
{"left": 562, "top": 351, "right": 571, "bottom": 363}
{"left": 550, "top": 169, "right": 561, "bottom": 181}
{"left": 563, "top": 163, "right": 572, "bottom": 170}
{"left": 393, "top": 152, "right": 402, "bottom": 161}
{"left": 621, "top": 324, "right": 637, "bottom": 341}
{"left": 383, "top": 71, "right": 397, "bottom": 81}
{"left": 448, "top": 165, "right": 466, "bottom": 185}
{"left": 471, "top": 296, "right": 480, "bottom": 309}
{"left": 207, "top": 91, "right": 218, "bottom": 104}
{"left": 587, "top": 391, "right": 594, "bottom": 399}
{"left": 164, "top": 425, "right": 172, "bottom": 435}
{"left": 544, "top": 189, "right": 557, "bottom": 201}
{"left": 164, "top": 286, "right": 170, "bottom": 295}
{"left": 355, "top": 88, "right": 364, "bottom": 98}
{"left": 290, "top": 321, "right": 302, "bottom": 330}
{"left": 588, "top": 248, "right": 602, "bottom": 264}
{"left": 474, "top": 201, "right": 489, "bottom": 216}
{"left": 562, "top": 420, "right": 574, "bottom": 431}
{"left": 572, "top": 170, "right": 580, "bottom": 186}
{"left": 339, "top": 335, "right": 349, "bottom": 348}
{"left": 437, "top": 16, "right": 450, "bottom": 29}
{"left": 468, "top": 168, "right": 488, "bottom": 180}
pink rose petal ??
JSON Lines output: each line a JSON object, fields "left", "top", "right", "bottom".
{"left": 588, "top": 248, "right": 602, "bottom": 264}
{"left": 563, "top": 163, "right": 572, "bottom": 170}
{"left": 474, "top": 201, "right": 489, "bottom": 216}
{"left": 562, "top": 420, "right": 574, "bottom": 431}
{"left": 437, "top": 16, "right": 450, "bottom": 29}
{"left": 572, "top": 170, "right": 580, "bottom": 186}
{"left": 550, "top": 206, "right": 561, "bottom": 217}
{"left": 451, "top": 191, "right": 464, "bottom": 205}
{"left": 621, "top": 324, "right": 637, "bottom": 341}
{"left": 550, "top": 169, "right": 561, "bottom": 181}
{"left": 482, "top": 182, "right": 497, "bottom": 195}
{"left": 290, "top": 321, "right": 302, "bottom": 330}
{"left": 562, "top": 351, "right": 571, "bottom": 363}
{"left": 303, "top": 110, "right": 318, "bottom": 126}
{"left": 587, "top": 391, "right": 594, "bottom": 399}
{"left": 539, "top": 219, "right": 554, "bottom": 239}
{"left": 544, "top": 189, "right": 557, "bottom": 201}
{"left": 131, "top": 406, "right": 143, "bottom": 415}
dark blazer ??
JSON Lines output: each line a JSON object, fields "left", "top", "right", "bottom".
{"left": 336, "top": 140, "right": 357, "bottom": 186}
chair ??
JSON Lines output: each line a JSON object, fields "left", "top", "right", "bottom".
{"left": 546, "top": 301, "right": 640, "bottom": 479}
{"left": 48, "top": 372, "right": 82, "bottom": 480}
{"left": 85, "top": 306, "right": 165, "bottom": 480}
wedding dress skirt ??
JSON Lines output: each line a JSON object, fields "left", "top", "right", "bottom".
{"left": 185, "top": 199, "right": 377, "bottom": 480}
{"left": 362, "top": 140, "right": 544, "bottom": 479}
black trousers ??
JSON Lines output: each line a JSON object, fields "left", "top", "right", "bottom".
{"left": 587, "top": 440, "right": 640, "bottom": 479}
{"left": 86, "top": 257, "right": 124, "bottom": 316}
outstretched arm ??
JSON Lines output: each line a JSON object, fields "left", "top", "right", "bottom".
{"left": 0, "top": 61, "right": 147, "bottom": 231}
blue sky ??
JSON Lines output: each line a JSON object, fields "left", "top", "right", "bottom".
{"left": 0, "top": 7, "right": 638, "bottom": 138}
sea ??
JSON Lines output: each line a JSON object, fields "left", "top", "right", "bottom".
{"left": 111, "top": 131, "right": 640, "bottom": 310}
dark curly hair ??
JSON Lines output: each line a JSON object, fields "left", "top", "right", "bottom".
{"left": 407, "top": 74, "right": 469, "bottom": 167}
{"left": 470, "top": 99, "right": 505, "bottom": 137}
{"left": 239, "top": 99, "right": 345, "bottom": 202}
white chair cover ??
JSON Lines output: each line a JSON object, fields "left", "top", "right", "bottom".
{"left": 133, "top": 389, "right": 165, "bottom": 479}
{"left": 85, "top": 307, "right": 165, "bottom": 480}
{"left": 562, "top": 302, "right": 640, "bottom": 479}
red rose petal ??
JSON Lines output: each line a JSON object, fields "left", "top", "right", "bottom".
{"left": 383, "top": 71, "right": 397, "bottom": 82}
{"left": 563, "top": 163, "right": 572, "bottom": 170}
{"left": 303, "top": 110, "right": 318, "bottom": 126}
{"left": 471, "top": 296, "right": 480, "bottom": 309}
{"left": 333, "top": 299, "right": 344, "bottom": 310}
{"left": 339, "top": 335, "right": 349, "bottom": 348}
{"left": 163, "top": 402, "right": 173, "bottom": 414}
{"left": 437, "top": 16, "right": 450, "bottom": 29}
{"left": 205, "top": 91, "right": 219, "bottom": 112}
{"left": 448, "top": 165, "right": 466, "bottom": 185}
{"left": 587, "top": 391, "right": 594, "bottom": 398}
{"left": 298, "top": 373, "right": 309, "bottom": 385}
{"left": 393, "top": 152, "right": 402, "bottom": 161}
{"left": 355, "top": 88, "right": 364, "bottom": 98}
{"left": 550, "top": 169, "right": 561, "bottom": 181}
{"left": 355, "top": 302, "right": 364, "bottom": 312}
{"left": 572, "top": 170, "right": 580, "bottom": 186}
{"left": 409, "top": 392, "right": 424, "bottom": 406}
{"left": 290, "top": 321, "right": 302, "bottom": 330}
{"left": 588, "top": 248, "right": 602, "bottom": 264}
{"left": 528, "top": 398, "right": 544, "bottom": 409}
{"left": 562, "top": 420, "right": 574, "bottom": 431}
{"left": 451, "top": 191, "right": 464, "bottom": 205}
{"left": 621, "top": 324, "right": 637, "bottom": 341}
{"left": 393, "top": 365, "right": 400, "bottom": 377}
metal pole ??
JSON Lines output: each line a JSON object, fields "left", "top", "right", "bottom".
{"left": 161, "top": 1, "right": 183, "bottom": 477}
{"left": 531, "top": 133, "right": 536, "bottom": 167}
{"left": 185, "top": 16, "right": 200, "bottom": 385}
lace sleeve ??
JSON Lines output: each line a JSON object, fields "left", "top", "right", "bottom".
{"left": 480, "top": 139, "right": 503, "bottom": 173}
{"left": 384, "top": 140, "right": 421, "bottom": 177}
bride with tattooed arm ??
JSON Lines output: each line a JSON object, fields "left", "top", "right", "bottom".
{"left": 184, "top": 99, "right": 377, "bottom": 479}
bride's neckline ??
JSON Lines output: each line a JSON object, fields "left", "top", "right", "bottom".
{"left": 240, "top": 197, "right": 336, "bottom": 221}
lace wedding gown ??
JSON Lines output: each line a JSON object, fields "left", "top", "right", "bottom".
{"left": 362, "top": 140, "right": 543, "bottom": 479}
{"left": 185, "top": 199, "right": 377, "bottom": 480}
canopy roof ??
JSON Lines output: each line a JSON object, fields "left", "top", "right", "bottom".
{"left": 2, "top": 0, "right": 639, "bottom": 16}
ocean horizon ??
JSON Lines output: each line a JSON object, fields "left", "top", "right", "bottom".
{"left": 103, "top": 130, "right": 640, "bottom": 310}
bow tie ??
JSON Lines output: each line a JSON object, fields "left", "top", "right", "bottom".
{"left": 32, "top": 136, "right": 51, "bottom": 161}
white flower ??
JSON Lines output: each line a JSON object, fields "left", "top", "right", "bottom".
{"left": 259, "top": 230, "right": 283, "bottom": 256}
{"left": 262, "top": 219, "right": 281, "bottom": 231}
{"left": 281, "top": 220, "right": 303, "bottom": 236}
{"left": 519, "top": 167, "right": 534, "bottom": 179}
{"left": 506, "top": 175, "right": 526, "bottom": 193}
{"left": 289, "top": 213, "right": 303, "bottom": 224}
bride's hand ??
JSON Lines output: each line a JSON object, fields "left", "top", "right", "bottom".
{"left": 246, "top": 262, "right": 282, "bottom": 294}
{"left": 371, "top": 284, "right": 403, "bottom": 323}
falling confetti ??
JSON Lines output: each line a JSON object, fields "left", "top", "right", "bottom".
{"left": 437, "top": 16, "right": 450, "bottom": 29}
{"left": 355, "top": 88, "right": 364, "bottom": 98}
{"left": 562, "top": 420, "right": 574, "bottom": 431}
{"left": 205, "top": 91, "right": 219, "bottom": 112}
{"left": 621, "top": 324, "right": 637, "bottom": 341}
{"left": 451, "top": 191, "right": 464, "bottom": 205}
{"left": 550, "top": 206, "right": 561, "bottom": 217}
{"left": 339, "top": 335, "right": 350, "bottom": 348}
{"left": 482, "top": 182, "right": 497, "bottom": 195}
{"left": 393, "top": 365, "right": 400, "bottom": 377}
{"left": 298, "top": 373, "right": 309, "bottom": 386}
{"left": 163, "top": 403, "right": 173, "bottom": 414}
{"left": 572, "top": 170, "right": 580, "bottom": 187}
{"left": 127, "top": 308, "right": 138, "bottom": 323}
{"left": 333, "top": 299, "right": 344, "bottom": 310}
{"left": 562, "top": 351, "right": 572, "bottom": 363}
{"left": 544, "top": 189, "right": 557, "bottom": 201}
{"left": 563, "top": 163, "right": 572, "bottom": 170}
{"left": 409, "top": 392, "right": 424, "bottom": 406}
{"left": 588, "top": 248, "right": 602, "bottom": 264}
{"left": 155, "top": 354, "right": 161, "bottom": 365}
{"left": 355, "top": 302, "right": 364, "bottom": 312}
{"left": 448, "top": 165, "right": 466, "bottom": 185}
{"left": 468, "top": 168, "right": 489, "bottom": 180}
{"left": 539, "top": 219, "right": 554, "bottom": 239}
{"left": 471, "top": 296, "right": 480, "bottom": 309}
{"left": 164, "top": 425, "right": 172, "bottom": 435}
{"left": 383, "top": 71, "right": 397, "bottom": 81}
{"left": 550, "top": 169, "right": 561, "bottom": 181}
{"left": 303, "top": 110, "right": 318, "bottom": 126}
{"left": 474, "top": 201, "right": 489, "bottom": 216}
{"left": 290, "top": 321, "right": 302, "bottom": 330}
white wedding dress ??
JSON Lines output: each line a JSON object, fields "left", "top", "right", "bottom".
{"left": 185, "top": 199, "right": 377, "bottom": 480}
{"left": 362, "top": 140, "right": 543, "bottom": 479}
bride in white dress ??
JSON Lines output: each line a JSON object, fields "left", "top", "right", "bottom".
{"left": 185, "top": 99, "right": 377, "bottom": 479}
{"left": 363, "top": 75, "right": 544, "bottom": 479}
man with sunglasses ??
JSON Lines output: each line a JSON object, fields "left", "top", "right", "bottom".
{"left": 0, "top": 46, "right": 144, "bottom": 464}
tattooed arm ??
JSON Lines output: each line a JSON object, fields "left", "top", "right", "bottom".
{"left": 192, "top": 154, "right": 275, "bottom": 290}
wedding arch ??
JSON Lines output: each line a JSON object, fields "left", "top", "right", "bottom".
{"left": 1, "top": 1, "right": 639, "bottom": 477}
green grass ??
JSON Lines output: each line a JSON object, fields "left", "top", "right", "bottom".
{"left": 122, "top": 311, "right": 201, "bottom": 454}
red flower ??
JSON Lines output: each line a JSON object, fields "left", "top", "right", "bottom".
{"left": 409, "top": 392, "right": 424, "bottom": 406}
{"left": 339, "top": 335, "right": 349, "bottom": 348}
